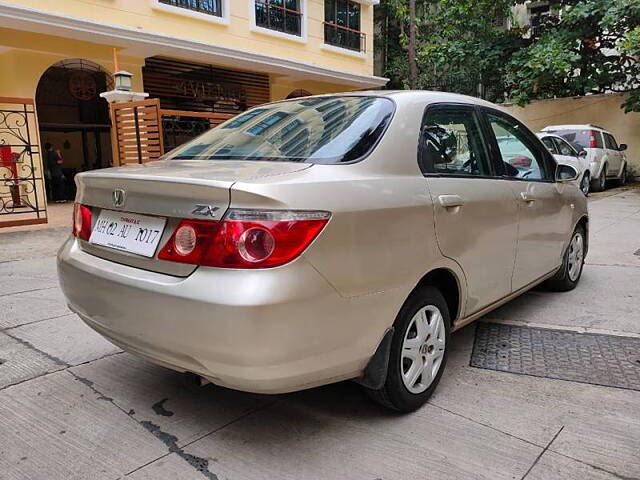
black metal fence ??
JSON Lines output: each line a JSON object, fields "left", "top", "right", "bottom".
{"left": 0, "top": 98, "right": 47, "bottom": 227}
{"left": 255, "top": 1, "right": 302, "bottom": 36}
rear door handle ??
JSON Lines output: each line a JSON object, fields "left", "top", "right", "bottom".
{"left": 438, "top": 194, "right": 464, "bottom": 208}
{"left": 520, "top": 192, "right": 536, "bottom": 203}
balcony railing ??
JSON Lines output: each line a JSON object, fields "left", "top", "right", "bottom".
{"left": 159, "top": 0, "right": 223, "bottom": 17}
{"left": 255, "top": 2, "right": 303, "bottom": 37}
{"left": 324, "top": 22, "right": 366, "bottom": 53}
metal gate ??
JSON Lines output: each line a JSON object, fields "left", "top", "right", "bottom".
{"left": 0, "top": 97, "right": 47, "bottom": 228}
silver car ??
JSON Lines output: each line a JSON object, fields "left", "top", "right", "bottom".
{"left": 58, "top": 92, "right": 588, "bottom": 412}
{"left": 537, "top": 133, "right": 591, "bottom": 195}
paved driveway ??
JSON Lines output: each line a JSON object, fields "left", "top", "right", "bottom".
{"left": 1, "top": 187, "right": 639, "bottom": 480}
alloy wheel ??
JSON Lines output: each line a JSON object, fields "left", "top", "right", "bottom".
{"left": 567, "top": 232, "right": 584, "bottom": 282}
{"left": 581, "top": 174, "right": 590, "bottom": 195}
{"left": 401, "top": 305, "right": 446, "bottom": 394}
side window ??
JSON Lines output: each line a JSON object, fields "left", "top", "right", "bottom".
{"left": 554, "top": 137, "right": 576, "bottom": 157}
{"left": 487, "top": 112, "right": 550, "bottom": 181}
{"left": 541, "top": 137, "right": 557, "bottom": 154}
{"left": 420, "top": 107, "right": 491, "bottom": 176}
{"left": 604, "top": 133, "right": 619, "bottom": 150}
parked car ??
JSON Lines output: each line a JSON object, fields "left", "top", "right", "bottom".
{"left": 58, "top": 92, "right": 588, "bottom": 413}
{"left": 541, "top": 124, "right": 628, "bottom": 192}
{"left": 537, "top": 132, "right": 591, "bottom": 195}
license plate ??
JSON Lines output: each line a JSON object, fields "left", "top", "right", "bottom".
{"left": 89, "top": 210, "right": 167, "bottom": 258}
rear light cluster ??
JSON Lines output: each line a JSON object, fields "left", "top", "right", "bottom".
{"left": 72, "top": 203, "right": 92, "bottom": 241}
{"left": 589, "top": 130, "right": 597, "bottom": 148}
{"left": 158, "top": 209, "right": 330, "bottom": 268}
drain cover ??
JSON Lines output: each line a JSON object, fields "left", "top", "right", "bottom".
{"left": 471, "top": 322, "right": 640, "bottom": 391}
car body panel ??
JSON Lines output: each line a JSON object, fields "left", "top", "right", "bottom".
{"left": 57, "top": 91, "right": 588, "bottom": 394}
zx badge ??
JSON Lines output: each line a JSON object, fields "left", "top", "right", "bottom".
{"left": 192, "top": 205, "right": 220, "bottom": 218}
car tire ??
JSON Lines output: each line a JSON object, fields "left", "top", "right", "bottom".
{"left": 365, "top": 286, "right": 450, "bottom": 413}
{"left": 580, "top": 173, "right": 590, "bottom": 196}
{"left": 544, "top": 225, "right": 586, "bottom": 292}
{"left": 591, "top": 167, "right": 606, "bottom": 192}
{"left": 618, "top": 166, "right": 627, "bottom": 186}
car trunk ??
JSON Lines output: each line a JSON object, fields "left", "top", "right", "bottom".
{"left": 76, "top": 160, "right": 311, "bottom": 276}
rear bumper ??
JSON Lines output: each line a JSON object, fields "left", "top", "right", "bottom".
{"left": 57, "top": 237, "right": 389, "bottom": 394}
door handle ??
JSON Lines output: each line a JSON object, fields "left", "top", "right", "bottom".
{"left": 438, "top": 195, "right": 464, "bottom": 208}
{"left": 520, "top": 192, "right": 536, "bottom": 203}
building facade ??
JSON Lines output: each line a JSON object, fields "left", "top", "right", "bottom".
{"left": 0, "top": 0, "right": 385, "bottom": 226}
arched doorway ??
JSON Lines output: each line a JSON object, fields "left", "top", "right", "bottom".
{"left": 36, "top": 59, "right": 113, "bottom": 201}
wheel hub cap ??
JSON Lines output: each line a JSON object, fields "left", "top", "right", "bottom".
{"left": 401, "top": 305, "right": 446, "bottom": 394}
{"left": 567, "top": 232, "right": 584, "bottom": 282}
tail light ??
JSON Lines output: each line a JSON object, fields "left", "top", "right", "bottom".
{"left": 510, "top": 156, "right": 532, "bottom": 167}
{"left": 589, "top": 130, "right": 597, "bottom": 148}
{"left": 158, "top": 209, "right": 330, "bottom": 268}
{"left": 72, "top": 203, "right": 92, "bottom": 241}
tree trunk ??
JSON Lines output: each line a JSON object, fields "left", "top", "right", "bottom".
{"left": 408, "top": 0, "right": 418, "bottom": 89}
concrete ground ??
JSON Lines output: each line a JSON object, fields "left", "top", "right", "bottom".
{"left": 0, "top": 186, "right": 638, "bottom": 480}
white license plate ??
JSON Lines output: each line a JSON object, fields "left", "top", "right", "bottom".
{"left": 89, "top": 210, "right": 167, "bottom": 258}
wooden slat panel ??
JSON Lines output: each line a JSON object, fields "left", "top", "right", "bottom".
{"left": 110, "top": 98, "right": 164, "bottom": 166}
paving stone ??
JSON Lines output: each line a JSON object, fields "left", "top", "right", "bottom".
{"left": 180, "top": 390, "right": 542, "bottom": 480}
{"left": 70, "top": 352, "right": 272, "bottom": 447}
{"left": 0, "top": 331, "right": 64, "bottom": 389}
{"left": 526, "top": 451, "right": 620, "bottom": 480}
{"left": 0, "top": 227, "right": 69, "bottom": 262}
{"left": 432, "top": 326, "right": 640, "bottom": 478}
{"left": 0, "top": 288, "right": 70, "bottom": 330}
{"left": 9, "top": 314, "right": 121, "bottom": 366}
{"left": 0, "top": 370, "right": 169, "bottom": 480}
{"left": 126, "top": 454, "right": 204, "bottom": 480}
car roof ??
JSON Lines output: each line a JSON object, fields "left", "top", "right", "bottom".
{"left": 270, "top": 90, "right": 503, "bottom": 110}
{"left": 542, "top": 124, "right": 612, "bottom": 134}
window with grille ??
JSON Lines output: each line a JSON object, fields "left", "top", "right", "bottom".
{"left": 158, "top": 0, "right": 223, "bottom": 17}
{"left": 324, "top": 0, "right": 364, "bottom": 52}
{"left": 255, "top": 0, "right": 303, "bottom": 37}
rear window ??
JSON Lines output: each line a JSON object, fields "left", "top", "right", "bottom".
{"left": 165, "top": 96, "right": 395, "bottom": 164}
{"left": 551, "top": 129, "right": 602, "bottom": 149}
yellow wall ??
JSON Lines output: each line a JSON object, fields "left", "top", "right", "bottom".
{"left": 503, "top": 93, "right": 640, "bottom": 176}
{"left": 6, "top": 0, "right": 374, "bottom": 75}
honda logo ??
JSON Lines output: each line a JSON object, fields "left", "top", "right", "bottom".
{"left": 112, "top": 189, "right": 126, "bottom": 208}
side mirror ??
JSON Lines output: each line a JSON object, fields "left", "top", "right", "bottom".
{"left": 556, "top": 164, "right": 579, "bottom": 182}
{"left": 578, "top": 150, "right": 588, "bottom": 158}
{"left": 619, "top": 143, "right": 628, "bottom": 151}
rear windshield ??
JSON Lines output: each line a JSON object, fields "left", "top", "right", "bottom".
{"left": 164, "top": 96, "right": 395, "bottom": 164}
{"left": 550, "top": 129, "right": 601, "bottom": 149}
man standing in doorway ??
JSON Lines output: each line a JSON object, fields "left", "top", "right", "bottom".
{"left": 44, "top": 142, "right": 66, "bottom": 203}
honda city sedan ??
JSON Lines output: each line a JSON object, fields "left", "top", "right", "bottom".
{"left": 58, "top": 92, "right": 588, "bottom": 412}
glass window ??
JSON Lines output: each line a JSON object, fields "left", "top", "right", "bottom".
{"left": 420, "top": 107, "right": 492, "bottom": 176}
{"left": 553, "top": 129, "right": 604, "bottom": 149}
{"left": 540, "top": 137, "right": 557, "bottom": 154}
{"left": 324, "top": 0, "right": 363, "bottom": 52}
{"left": 165, "top": 96, "right": 394, "bottom": 164}
{"left": 604, "top": 133, "right": 619, "bottom": 150}
{"left": 255, "top": 0, "right": 302, "bottom": 36}
{"left": 159, "top": 0, "right": 223, "bottom": 17}
{"left": 487, "top": 112, "right": 549, "bottom": 181}
{"left": 553, "top": 137, "right": 577, "bottom": 157}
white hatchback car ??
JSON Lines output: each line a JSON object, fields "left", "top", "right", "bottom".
{"left": 537, "top": 133, "right": 591, "bottom": 195}
{"left": 541, "top": 124, "right": 628, "bottom": 192}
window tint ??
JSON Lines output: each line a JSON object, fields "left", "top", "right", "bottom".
{"left": 420, "top": 107, "right": 491, "bottom": 176}
{"left": 487, "top": 112, "right": 549, "bottom": 181}
{"left": 553, "top": 129, "right": 603, "bottom": 149}
{"left": 165, "top": 96, "right": 394, "bottom": 164}
{"left": 541, "top": 137, "right": 557, "bottom": 154}
{"left": 553, "top": 137, "right": 577, "bottom": 157}
{"left": 604, "top": 133, "right": 619, "bottom": 150}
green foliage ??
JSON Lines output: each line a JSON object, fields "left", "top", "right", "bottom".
{"left": 376, "top": 0, "right": 640, "bottom": 111}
